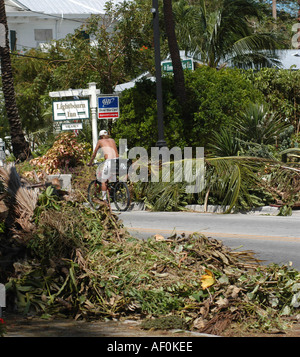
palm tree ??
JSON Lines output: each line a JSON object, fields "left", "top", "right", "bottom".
{"left": 163, "top": 0, "right": 186, "bottom": 104}
{"left": 0, "top": 0, "right": 30, "bottom": 161}
{"left": 174, "top": 0, "right": 280, "bottom": 69}
{"left": 208, "top": 103, "right": 290, "bottom": 158}
{"left": 208, "top": 127, "right": 241, "bottom": 157}
{"left": 272, "top": 0, "right": 277, "bottom": 20}
{"left": 234, "top": 103, "right": 289, "bottom": 146}
{"left": 298, "top": 0, "right": 300, "bottom": 49}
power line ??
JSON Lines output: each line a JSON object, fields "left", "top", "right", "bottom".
{"left": 10, "top": 51, "right": 56, "bottom": 61}
{"left": 10, "top": 50, "right": 72, "bottom": 63}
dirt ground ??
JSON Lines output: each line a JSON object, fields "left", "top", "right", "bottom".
{"left": 2, "top": 312, "right": 300, "bottom": 338}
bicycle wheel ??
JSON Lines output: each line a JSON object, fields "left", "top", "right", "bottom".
{"left": 87, "top": 180, "right": 102, "bottom": 209}
{"left": 113, "top": 181, "right": 130, "bottom": 211}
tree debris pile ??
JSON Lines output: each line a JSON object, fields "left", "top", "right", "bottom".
{"left": 0, "top": 167, "right": 300, "bottom": 336}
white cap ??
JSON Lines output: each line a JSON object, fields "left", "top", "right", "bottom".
{"left": 99, "top": 130, "right": 108, "bottom": 136}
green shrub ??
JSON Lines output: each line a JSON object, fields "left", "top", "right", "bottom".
{"left": 113, "top": 67, "right": 263, "bottom": 150}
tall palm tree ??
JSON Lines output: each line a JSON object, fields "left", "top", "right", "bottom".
{"left": 162, "top": 0, "right": 186, "bottom": 105}
{"left": 174, "top": 0, "right": 280, "bottom": 69}
{"left": 298, "top": 0, "right": 300, "bottom": 49}
{"left": 0, "top": 0, "right": 30, "bottom": 161}
{"left": 272, "top": 0, "right": 277, "bottom": 20}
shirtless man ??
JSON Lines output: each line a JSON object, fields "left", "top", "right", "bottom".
{"left": 88, "top": 130, "right": 119, "bottom": 201}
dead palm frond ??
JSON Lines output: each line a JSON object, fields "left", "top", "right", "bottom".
{"left": 0, "top": 164, "right": 39, "bottom": 240}
{"left": 280, "top": 147, "right": 300, "bottom": 161}
{"left": 147, "top": 155, "right": 264, "bottom": 213}
{"left": 203, "top": 156, "right": 265, "bottom": 213}
{"left": 261, "top": 158, "right": 300, "bottom": 206}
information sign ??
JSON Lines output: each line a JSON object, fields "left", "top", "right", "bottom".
{"left": 53, "top": 99, "right": 89, "bottom": 121}
{"left": 98, "top": 96, "right": 119, "bottom": 119}
{"left": 61, "top": 123, "right": 83, "bottom": 131}
{"left": 162, "top": 59, "right": 194, "bottom": 73}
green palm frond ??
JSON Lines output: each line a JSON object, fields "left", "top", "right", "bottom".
{"left": 280, "top": 147, "right": 300, "bottom": 160}
{"left": 153, "top": 155, "right": 265, "bottom": 213}
{"left": 234, "top": 103, "right": 289, "bottom": 145}
{"left": 204, "top": 156, "right": 263, "bottom": 213}
{"left": 173, "top": 0, "right": 281, "bottom": 68}
{"left": 231, "top": 34, "right": 278, "bottom": 56}
{"left": 207, "top": 127, "right": 241, "bottom": 157}
{"left": 228, "top": 34, "right": 280, "bottom": 68}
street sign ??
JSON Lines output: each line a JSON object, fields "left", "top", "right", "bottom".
{"left": 98, "top": 96, "right": 119, "bottom": 119}
{"left": 61, "top": 122, "right": 83, "bottom": 131}
{"left": 162, "top": 59, "right": 194, "bottom": 73}
{"left": 53, "top": 99, "right": 90, "bottom": 121}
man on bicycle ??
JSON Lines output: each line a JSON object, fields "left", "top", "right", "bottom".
{"left": 87, "top": 130, "right": 119, "bottom": 201}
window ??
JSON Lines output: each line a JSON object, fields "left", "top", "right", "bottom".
{"left": 10, "top": 30, "right": 17, "bottom": 51}
{"left": 34, "top": 29, "right": 53, "bottom": 42}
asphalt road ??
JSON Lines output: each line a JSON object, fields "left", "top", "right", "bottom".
{"left": 119, "top": 210, "right": 300, "bottom": 269}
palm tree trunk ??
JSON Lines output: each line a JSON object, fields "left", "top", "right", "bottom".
{"left": 298, "top": 0, "right": 300, "bottom": 49}
{"left": 0, "top": 0, "right": 30, "bottom": 161}
{"left": 163, "top": 0, "right": 186, "bottom": 105}
{"left": 272, "top": 0, "right": 277, "bottom": 20}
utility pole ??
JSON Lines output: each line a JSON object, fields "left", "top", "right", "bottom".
{"left": 152, "top": 0, "right": 167, "bottom": 148}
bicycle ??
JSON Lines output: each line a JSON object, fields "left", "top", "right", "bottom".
{"left": 87, "top": 159, "right": 131, "bottom": 211}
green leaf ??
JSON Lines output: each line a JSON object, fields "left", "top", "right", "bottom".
{"left": 280, "top": 305, "right": 291, "bottom": 316}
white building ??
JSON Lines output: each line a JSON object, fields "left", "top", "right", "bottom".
{"left": 275, "top": 49, "right": 300, "bottom": 70}
{"left": 5, "top": 0, "right": 124, "bottom": 52}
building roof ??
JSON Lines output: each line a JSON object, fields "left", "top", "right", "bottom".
{"left": 5, "top": 0, "right": 29, "bottom": 11}
{"left": 276, "top": 49, "right": 300, "bottom": 70}
{"left": 5, "top": 0, "right": 126, "bottom": 15}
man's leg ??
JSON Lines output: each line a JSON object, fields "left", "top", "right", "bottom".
{"left": 101, "top": 180, "right": 108, "bottom": 200}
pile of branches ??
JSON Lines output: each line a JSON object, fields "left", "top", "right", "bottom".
{"left": 0, "top": 166, "right": 300, "bottom": 336}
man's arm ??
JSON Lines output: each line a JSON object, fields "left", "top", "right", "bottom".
{"left": 88, "top": 141, "right": 101, "bottom": 165}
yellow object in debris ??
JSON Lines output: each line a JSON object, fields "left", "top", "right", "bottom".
{"left": 200, "top": 269, "right": 216, "bottom": 290}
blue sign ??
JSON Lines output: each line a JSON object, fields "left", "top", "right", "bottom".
{"left": 98, "top": 96, "right": 119, "bottom": 119}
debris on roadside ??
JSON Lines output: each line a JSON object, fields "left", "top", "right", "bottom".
{"left": 0, "top": 165, "right": 300, "bottom": 337}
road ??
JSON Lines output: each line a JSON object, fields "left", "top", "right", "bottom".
{"left": 118, "top": 210, "right": 300, "bottom": 269}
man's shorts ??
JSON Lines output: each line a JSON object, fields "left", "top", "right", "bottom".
{"left": 96, "top": 159, "right": 114, "bottom": 182}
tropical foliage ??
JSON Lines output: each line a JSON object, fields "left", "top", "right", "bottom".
{"left": 172, "top": 0, "right": 280, "bottom": 68}
{"left": 0, "top": 1, "right": 30, "bottom": 161}
{"left": 113, "top": 67, "right": 264, "bottom": 149}
{"left": 243, "top": 68, "right": 300, "bottom": 134}
{"left": 1, "top": 0, "right": 300, "bottom": 339}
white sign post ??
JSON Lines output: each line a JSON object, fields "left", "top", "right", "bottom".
{"left": 0, "top": 283, "right": 5, "bottom": 317}
{"left": 49, "top": 83, "right": 101, "bottom": 150}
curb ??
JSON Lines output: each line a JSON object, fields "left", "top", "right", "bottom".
{"left": 185, "top": 204, "right": 281, "bottom": 215}
{"left": 85, "top": 201, "right": 300, "bottom": 216}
